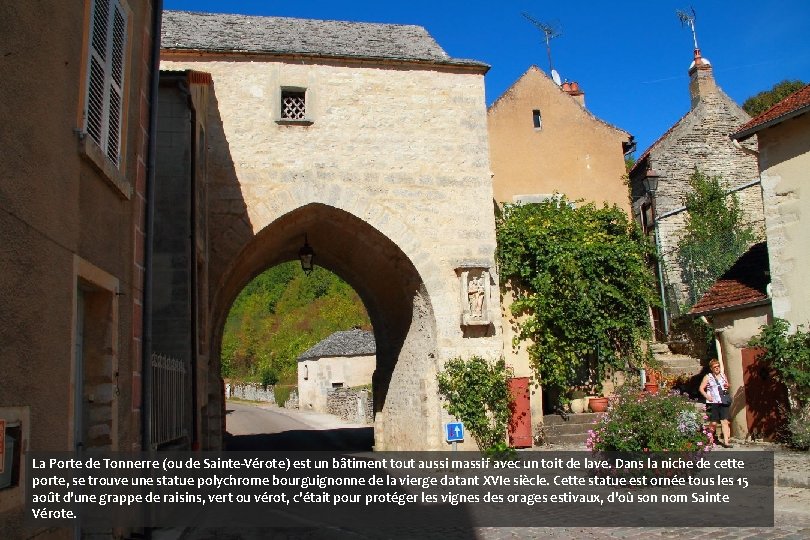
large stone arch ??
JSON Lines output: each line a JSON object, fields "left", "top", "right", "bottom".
{"left": 209, "top": 203, "right": 443, "bottom": 450}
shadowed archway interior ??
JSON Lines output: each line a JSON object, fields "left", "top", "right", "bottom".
{"left": 210, "top": 203, "right": 439, "bottom": 450}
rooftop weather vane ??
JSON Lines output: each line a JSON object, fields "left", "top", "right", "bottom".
{"left": 522, "top": 12, "right": 562, "bottom": 76}
{"left": 676, "top": 7, "right": 699, "bottom": 50}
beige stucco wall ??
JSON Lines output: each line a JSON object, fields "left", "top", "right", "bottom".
{"left": 298, "top": 354, "right": 376, "bottom": 413}
{"left": 488, "top": 66, "right": 630, "bottom": 212}
{"left": 756, "top": 114, "right": 810, "bottom": 328}
{"left": 0, "top": 1, "right": 155, "bottom": 534}
{"left": 160, "top": 53, "right": 504, "bottom": 450}
{"left": 709, "top": 304, "right": 772, "bottom": 439}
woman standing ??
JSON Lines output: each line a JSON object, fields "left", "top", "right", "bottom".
{"left": 700, "top": 359, "right": 733, "bottom": 448}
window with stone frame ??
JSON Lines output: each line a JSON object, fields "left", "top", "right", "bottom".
{"left": 84, "top": 0, "right": 128, "bottom": 168}
{"left": 281, "top": 89, "right": 307, "bottom": 120}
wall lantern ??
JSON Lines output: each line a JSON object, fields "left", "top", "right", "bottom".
{"left": 298, "top": 234, "right": 315, "bottom": 275}
{"left": 642, "top": 168, "right": 660, "bottom": 196}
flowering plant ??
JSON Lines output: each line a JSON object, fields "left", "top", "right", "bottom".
{"left": 586, "top": 384, "right": 714, "bottom": 453}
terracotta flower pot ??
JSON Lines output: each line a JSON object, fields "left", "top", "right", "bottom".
{"left": 644, "top": 382, "right": 660, "bottom": 393}
{"left": 589, "top": 397, "right": 609, "bottom": 413}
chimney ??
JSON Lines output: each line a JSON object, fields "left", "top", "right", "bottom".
{"left": 564, "top": 80, "right": 586, "bottom": 108}
{"left": 688, "top": 48, "right": 715, "bottom": 109}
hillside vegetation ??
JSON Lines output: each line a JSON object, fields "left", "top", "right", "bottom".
{"left": 221, "top": 262, "right": 371, "bottom": 385}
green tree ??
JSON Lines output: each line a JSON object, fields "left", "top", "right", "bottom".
{"left": 742, "top": 79, "right": 805, "bottom": 117}
{"left": 496, "top": 197, "right": 657, "bottom": 400}
{"left": 676, "top": 170, "right": 756, "bottom": 307}
{"left": 221, "top": 262, "right": 371, "bottom": 383}
{"left": 436, "top": 356, "right": 512, "bottom": 454}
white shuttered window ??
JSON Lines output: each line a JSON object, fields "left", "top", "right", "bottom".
{"left": 85, "top": 0, "right": 128, "bottom": 167}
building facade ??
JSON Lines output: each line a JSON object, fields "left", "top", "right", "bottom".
{"left": 488, "top": 65, "right": 633, "bottom": 424}
{"left": 731, "top": 84, "right": 810, "bottom": 330}
{"left": 0, "top": 0, "right": 159, "bottom": 535}
{"left": 629, "top": 49, "right": 763, "bottom": 336}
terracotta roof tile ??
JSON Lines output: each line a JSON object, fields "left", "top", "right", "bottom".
{"left": 733, "top": 84, "right": 810, "bottom": 140}
{"left": 690, "top": 242, "right": 770, "bottom": 315}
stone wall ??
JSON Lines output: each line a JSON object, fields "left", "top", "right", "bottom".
{"left": 632, "top": 85, "right": 764, "bottom": 314}
{"left": 225, "top": 383, "right": 277, "bottom": 404}
{"left": 327, "top": 388, "right": 374, "bottom": 425}
{"left": 755, "top": 113, "right": 810, "bottom": 328}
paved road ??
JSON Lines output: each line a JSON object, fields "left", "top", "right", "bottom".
{"left": 224, "top": 400, "right": 374, "bottom": 451}
{"left": 155, "top": 402, "right": 810, "bottom": 540}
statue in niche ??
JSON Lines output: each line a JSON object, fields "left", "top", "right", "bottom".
{"left": 467, "top": 275, "right": 485, "bottom": 318}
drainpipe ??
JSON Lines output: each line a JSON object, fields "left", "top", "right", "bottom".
{"left": 653, "top": 225, "right": 670, "bottom": 338}
{"left": 142, "top": 0, "right": 164, "bottom": 452}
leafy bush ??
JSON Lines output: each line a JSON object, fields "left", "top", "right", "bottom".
{"left": 586, "top": 385, "right": 713, "bottom": 453}
{"left": 437, "top": 356, "right": 512, "bottom": 453}
{"left": 496, "top": 197, "right": 656, "bottom": 401}
{"left": 749, "top": 318, "right": 810, "bottom": 405}
{"left": 785, "top": 406, "right": 810, "bottom": 450}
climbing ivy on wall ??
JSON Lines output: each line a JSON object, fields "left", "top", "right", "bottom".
{"left": 496, "top": 197, "right": 657, "bottom": 400}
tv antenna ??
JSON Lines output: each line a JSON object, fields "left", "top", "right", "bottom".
{"left": 522, "top": 12, "right": 562, "bottom": 75}
{"left": 676, "top": 7, "right": 699, "bottom": 49}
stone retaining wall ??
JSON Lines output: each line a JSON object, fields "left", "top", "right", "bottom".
{"left": 327, "top": 388, "right": 373, "bottom": 425}
{"left": 225, "top": 382, "right": 276, "bottom": 404}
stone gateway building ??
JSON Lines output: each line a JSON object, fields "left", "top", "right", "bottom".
{"left": 160, "top": 11, "right": 504, "bottom": 451}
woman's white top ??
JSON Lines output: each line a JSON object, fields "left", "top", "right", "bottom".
{"left": 706, "top": 372, "right": 727, "bottom": 404}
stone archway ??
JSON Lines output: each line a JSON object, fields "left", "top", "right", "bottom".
{"left": 209, "top": 203, "right": 441, "bottom": 451}
{"left": 161, "top": 39, "right": 504, "bottom": 451}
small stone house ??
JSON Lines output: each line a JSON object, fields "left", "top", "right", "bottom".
{"left": 731, "top": 84, "right": 810, "bottom": 330}
{"left": 629, "top": 48, "right": 764, "bottom": 338}
{"left": 297, "top": 329, "right": 376, "bottom": 414}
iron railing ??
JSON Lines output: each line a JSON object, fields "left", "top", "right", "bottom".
{"left": 150, "top": 353, "right": 187, "bottom": 448}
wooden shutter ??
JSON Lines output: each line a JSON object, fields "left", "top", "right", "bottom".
{"left": 85, "top": 0, "right": 127, "bottom": 167}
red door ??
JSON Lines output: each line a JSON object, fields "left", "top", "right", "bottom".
{"left": 741, "top": 347, "right": 788, "bottom": 441}
{"left": 508, "top": 377, "right": 532, "bottom": 448}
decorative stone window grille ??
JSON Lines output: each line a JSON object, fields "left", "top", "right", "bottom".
{"left": 281, "top": 90, "right": 306, "bottom": 120}
{"left": 456, "top": 265, "right": 492, "bottom": 327}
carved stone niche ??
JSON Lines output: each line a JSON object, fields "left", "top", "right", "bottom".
{"left": 457, "top": 265, "right": 491, "bottom": 327}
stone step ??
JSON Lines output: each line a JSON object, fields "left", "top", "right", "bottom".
{"left": 544, "top": 422, "right": 598, "bottom": 437}
{"left": 543, "top": 432, "right": 589, "bottom": 447}
{"left": 543, "top": 412, "right": 600, "bottom": 426}
{"left": 542, "top": 413, "right": 599, "bottom": 447}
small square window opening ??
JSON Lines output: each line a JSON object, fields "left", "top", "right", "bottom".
{"left": 281, "top": 90, "right": 306, "bottom": 120}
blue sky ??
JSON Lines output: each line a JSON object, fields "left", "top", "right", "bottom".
{"left": 162, "top": 0, "right": 810, "bottom": 155}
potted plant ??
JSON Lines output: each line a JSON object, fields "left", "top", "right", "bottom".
{"left": 588, "top": 395, "right": 609, "bottom": 413}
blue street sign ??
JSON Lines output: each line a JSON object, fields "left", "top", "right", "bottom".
{"left": 445, "top": 422, "right": 464, "bottom": 442}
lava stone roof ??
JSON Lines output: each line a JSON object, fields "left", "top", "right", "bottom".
{"left": 732, "top": 83, "right": 810, "bottom": 141}
{"left": 161, "top": 10, "right": 487, "bottom": 68}
{"left": 298, "top": 329, "right": 375, "bottom": 361}
{"left": 690, "top": 242, "right": 770, "bottom": 316}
